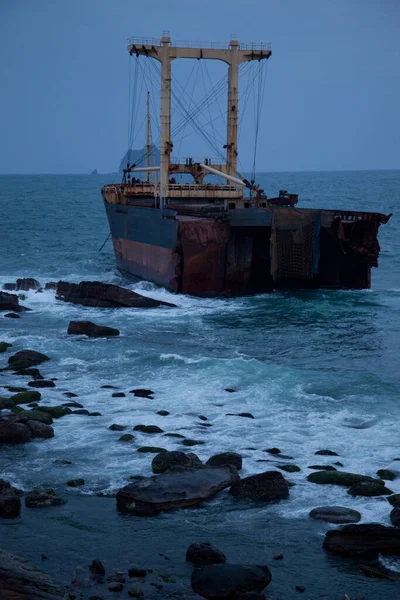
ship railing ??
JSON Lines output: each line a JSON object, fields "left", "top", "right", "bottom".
{"left": 168, "top": 184, "right": 239, "bottom": 192}
{"left": 127, "top": 37, "right": 271, "bottom": 51}
{"left": 170, "top": 156, "right": 222, "bottom": 166}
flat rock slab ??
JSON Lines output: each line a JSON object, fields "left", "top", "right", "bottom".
{"left": 56, "top": 281, "right": 176, "bottom": 308}
{"left": 191, "top": 564, "right": 271, "bottom": 599}
{"left": 323, "top": 524, "right": 400, "bottom": 559}
{"left": 307, "top": 471, "right": 381, "bottom": 486}
{"left": 116, "top": 466, "right": 238, "bottom": 515}
{"left": 0, "top": 548, "right": 66, "bottom": 599}
{"left": 309, "top": 506, "right": 361, "bottom": 524}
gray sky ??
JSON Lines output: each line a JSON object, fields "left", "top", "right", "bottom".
{"left": 0, "top": 0, "right": 399, "bottom": 174}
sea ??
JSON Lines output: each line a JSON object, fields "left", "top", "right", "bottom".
{"left": 0, "top": 170, "right": 399, "bottom": 599}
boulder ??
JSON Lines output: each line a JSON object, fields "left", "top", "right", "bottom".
{"left": 0, "top": 291, "right": 30, "bottom": 313}
{"left": 377, "top": 469, "right": 397, "bottom": 481}
{"left": 0, "top": 397, "right": 15, "bottom": 410}
{"left": 277, "top": 464, "right": 300, "bottom": 473}
{"left": 264, "top": 448, "right": 281, "bottom": 455}
{"left": 16, "top": 368, "right": 44, "bottom": 379}
{"left": 14, "top": 278, "right": 41, "bottom": 291}
{"left": 38, "top": 406, "right": 71, "bottom": 419}
{"left": 117, "top": 466, "right": 239, "bottom": 515}
{"left": 45, "top": 282, "right": 57, "bottom": 290}
{"left": 229, "top": 471, "right": 289, "bottom": 501}
{"left": 119, "top": 434, "right": 134, "bottom": 442}
{"left": 0, "top": 491, "right": 21, "bottom": 518}
{"left": 152, "top": 451, "right": 202, "bottom": 474}
{"left": 388, "top": 494, "right": 400, "bottom": 508}
{"left": 0, "top": 548, "right": 66, "bottom": 599}
{"left": 28, "top": 380, "right": 55, "bottom": 388}
{"left": 67, "top": 320, "right": 120, "bottom": 337}
{"left": 390, "top": 508, "right": 400, "bottom": 527}
{"left": 109, "top": 424, "right": 126, "bottom": 431}
{"left": 130, "top": 389, "right": 154, "bottom": 398}
{"left": 314, "top": 450, "right": 338, "bottom": 456}
{"left": 26, "top": 420, "right": 54, "bottom": 439}
{"left": 0, "top": 342, "right": 12, "bottom": 353}
{"left": 348, "top": 481, "right": 393, "bottom": 497}
{"left": 186, "top": 543, "right": 226, "bottom": 566}
{"left": 8, "top": 350, "right": 49, "bottom": 371}
{"left": 56, "top": 281, "right": 176, "bottom": 308}
{"left": 309, "top": 506, "right": 361, "bottom": 524}
{"left": 133, "top": 424, "right": 163, "bottom": 434}
{"left": 206, "top": 452, "right": 243, "bottom": 471}
{"left": 0, "top": 421, "right": 31, "bottom": 443}
{"left": 11, "top": 390, "right": 41, "bottom": 404}
{"left": 191, "top": 564, "right": 271, "bottom": 599}
{"left": 4, "top": 313, "right": 20, "bottom": 319}
{"left": 72, "top": 409, "right": 90, "bottom": 415}
{"left": 112, "top": 392, "right": 126, "bottom": 398}
{"left": 19, "top": 410, "right": 53, "bottom": 425}
{"left": 25, "top": 489, "right": 66, "bottom": 508}
{"left": 307, "top": 471, "right": 381, "bottom": 486}
{"left": 323, "top": 524, "right": 400, "bottom": 558}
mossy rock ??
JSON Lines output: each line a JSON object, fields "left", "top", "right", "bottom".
{"left": 109, "top": 424, "right": 126, "bottom": 431}
{"left": 11, "top": 391, "right": 41, "bottom": 404}
{"left": 39, "top": 406, "right": 72, "bottom": 419}
{"left": 182, "top": 439, "right": 205, "bottom": 447}
{"left": 137, "top": 446, "right": 167, "bottom": 453}
{"left": 72, "top": 409, "right": 90, "bottom": 415}
{"left": 307, "top": 471, "right": 382, "bottom": 486}
{"left": 4, "top": 386, "right": 28, "bottom": 393}
{"left": 19, "top": 409, "right": 53, "bottom": 425}
{"left": 67, "top": 479, "right": 85, "bottom": 487}
{"left": 314, "top": 449, "right": 338, "bottom": 456}
{"left": 133, "top": 424, "right": 164, "bottom": 434}
{"left": 0, "top": 342, "right": 12, "bottom": 353}
{"left": 278, "top": 464, "right": 301, "bottom": 473}
{"left": 388, "top": 494, "right": 400, "bottom": 508}
{"left": 10, "top": 405, "right": 24, "bottom": 414}
{"left": 390, "top": 507, "right": 400, "bottom": 527}
{"left": 0, "top": 397, "right": 15, "bottom": 410}
{"left": 119, "top": 434, "right": 134, "bottom": 442}
{"left": 164, "top": 433, "right": 185, "bottom": 438}
{"left": 347, "top": 481, "right": 393, "bottom": 497}
{"left": 377, "top": 469, "right": 397, "bottom": 481}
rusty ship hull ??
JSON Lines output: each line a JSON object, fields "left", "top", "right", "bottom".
{"left": 103, "top": 185, "right": 390, "bottom": 297}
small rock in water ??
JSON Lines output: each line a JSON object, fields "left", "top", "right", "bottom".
{"left": 130, "top": 388, "right": 154, "bottom": 398}
{"left": 63, "top": 391, "right": 78, "bottom": 398}
{"left": 68, "top": 320, "right": 120, "bottom": 338}
{"left": 206, "top": 452, "right": 243, "bottom": 471}
{"left": 128, "top": 586, "right": 144, "bottom": 597}
{"left": 226, "top": 412, "right": 254, "bottom": 419}
{"left": 4, "top": 312, "right": 20, "bottom": 318}
{"left": 90, "top": 559, "right": 105, "bottom": 578}
{"left": 119, "top": 434, "right": 134, "bottom": 442}
{"left": 26, "top": 420, "right": 54, "bottom": 439}
{"left": 108, "top": 582, "right": 123, "bottom": 592}
{"left": 17, "top": 367, "right": 44, "bottom": 379}
{"left": 225, "top": 388, "right": 236, "bottom": 393}
{"left": 272, "top": 553, "right": 283, "bottom": 560}
{"left": 182, "top": 439, "right": 205, "bottom": 446}
{"left": 62, "top": 401, "right": 83, "bottom": 408}
{"left": 28, "top": 380, "right": 55, "bottom": 388}
{"left": 157, "top": 410, "right": 169, "bottom": 416}
{"left": 0, "top": 490, "right": 21, "bottom": 518}
{"left": 307, "top": 471, "right": 380, "bottom": 486}
{"left": 112, "top": 392, "right": 126, "bottom": 397}
{"left": 323, "top": 523, "right": 400, "bottom": 558}
{"left": 101, "top": 385, "right": 118, "bottom": 389}
{"left": 277, "top": 464, "right": 300, "bottom": 473}
{"left": 295, "top": 585, "right": 306, "bottom": 592}
{"left": 137, "top": 446, "right": 166, "bottom": 453}
{"left": 377, "top": 469, "right": 397, "bottom": 481}
{"left": 72, "top": 409, "right": 90, "bottom": 415}
{"left": 109, "top": 424, "right": 126, "bottom": 431}
{"left": 0, "top": 421, "right": 31, "bottom": 444}
{"left": 152, "top": 450, "right": 202, "bottom": 474}
{"left": 388, "top": 494, "right": 400, "bottom": 508}
{"left": 8, "top": 349, "right": 50, "bottom": 371}
{"left": 308, "top": 465, "right": 337, "bottom": 471}
{"left": 128, "top": 567, "right": 147, "bottom": 578}
{"left": 25, "top": 489, "right": 66, "bottom": 508}
{"left": 230, "top": 471, "right": 289, "bottom": 501}
{"left": 265, "top": 448, "right": 281, "bottom": 455}
{"left": 309, "top": 506, "right": 361, "bottom": 524}
{"left": 347, "top": 481, "right": 393, "bottom": 497}
{"left": 314, "top": 449, "right": 338, "bottom": 456}
{"left": 67, "top": 479, "right": 85, "bottom": 487}
{"left": 390, "top": 508, "right": 400, "bottom": 527}
{"left": 0, "top": 341, "right": 13, "bottom": 353}
{"left": 191, "top": 564, "right": 272, "bottom": 599}
{"left": 186, "top": 542, "right": 226, "bottom": 566}
{"left": 198, "top": 415, "right": 208, "bottom": 421}
{"left": 164, "top": 432, "right": 185, "bottom": 438}
{"left": 133, "top": 424, "right": 163, "bottom": 434}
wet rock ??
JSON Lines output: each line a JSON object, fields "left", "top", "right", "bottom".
{"left": 182, "top": 439, "right": 205, "bottom": 446}
{"left": 0, "top": 480, "right": 11, "bottom": 492}
{"left": 4, "top": 312, "right": 20, "bottom": 318}
{"left": 308, "top": 465, "right": 337, "bottom": 471}
{"left": 307, "top": 471, "right": 381, "bottom": 486}
{"left": 8, "top": 350, "right": 49, "bottom": 371}
{"left": 133, "top": 424, "right": 163, "bottom": 434}
{"left": 0, "top": 397, "right": 15, "bottom": 410}
{"left": 277, "top": 464, "right": 300, "bottom": 473}
{"left": 57, "top": 281, "right": 176, "bottom": 308}
{"left": 117, "top": 466, "right": 239, "bottom": 515}
{"left": 67, "top": 320, "right": 120, "bottom": 338}
{"left": 0, "top": 548, "right": 66, "bottom": 598}
{"left": 206, "top": 452, "right": 243, "bottom": 471}
{"left": 0, "top": 342, "right": 13, "bottom": 353}
{"left": 347, "top": 481, "right": 393, "bottom": 497}
{"left": 230, "top": 471, "right": 289, "bottom": 501}
{"left": 315, "top": 449, "right": 338, "bottom": 456}
{"left": 109, "top": 424, "right": 126, "bottom": 431}
{"left": 90, "top": 559, "right": 105, "bottom": 579}
{"left": 128, "top": 567, "right": 147, "bottom": 578}
{"left": 0, "top": 420, "right": 32, "bottom": 443}
{"left": 39, "top": 406, "right": 72, "bottom": 419}
{"left": 53, "top": 460, "right": 72, "bottom": 465}
{"left": 107, "top": 573, "right": 126, "bottom": 583}
{"left": 0, "top": 490, "right": 21, "bottom": 518}
{"left": 108, "top": 582, "right": 123, "bottom": 592}
{"left": 28, "top": 380, "right": 56, "bottom": 388}
{"left": 377, "top": 469, "right": 397, "bottom": 481}
{"left": 101, "top": 385, "right": 118, "bottom": 389}
{"left": 0, "top": 291, "right": 30, "bottom": 313}
{"left": 19, "top": 409, "right": 53, "bottom": 425}
{"left": 164, "top": 432, "right": 185, "bottom": 438}
{"left": 388, "top": 494, "right": 400, "bottom": 508}
{"left": 390, "top": 508, "right": 400, "bottom": 527}
{"left": 186, "top": 542, "right": 226, "bottom": 566}
{"left": 295, "top": 585, "right": 306, "bottom": 592}
{"left": 45, "top": 282, "right": 57, "bottom": 290}
{"left": 72, "top": 409, "right": 90, "bottom": 415}
{"left": 265, "top": 448, "right": 281, "bottom": 455}
{"left": 26, "top": 420, "right": 54, "bottom": 439}
{"left": 152, "top": 450, "right": 202, "bottom": 474}
{"left": 191, "top": 564, "right": 272, "bottom": 599}
{"left": 137, "top": 446, "right": 166, "bottom": 453}
{"left": 11, "top": 390, "right": 41, "bottom": 404}
{"left": 157, "top": 410, "right": 169, "bottom": 416}
{"left": 128, "top": 586, "right": 144, "bottom": 597}
{"left": 225, "top": 388, "right": 236, "bottom": 393}
{"left": 63, "top": 391, "right": 78, "bottom": 398}
{"left": 112, "top": 392, "right": 126, "bottom": 398}
{"left": 309, "top": 506, "right": 361, "bottom": 524}
{"left": 62, "top": 401, "right": 83, "bottom": 408}
{"left": 323, "top": 523, "right": 400, "bottom": 558}
{"left": 119, "top": 434, "right": 134, "bottom": 442}
{"left": 2, "top": 283, "right": 16, "bottom": 291}
{"left": 226, "top": 412, "right": 254, "bottom": 419}
{"left": 130, "top": 389, "right": 155, "bottom": 398}
{"left": 359, "top": 562, "right": 396, "bottom": 580}
{"left": 15, "top": 278, "right": 41, "bottom": 291}
{"left": 67, "top": 479, "right": 85, "bottom": 487}
{"left": 272, "top": 553, "right": 283, "bottom": 560}
{"left": 25, "top": 489, "right": 66, "bottom": 508}
{"left": 16, "top": 367, "right": 44, "bottom": 379}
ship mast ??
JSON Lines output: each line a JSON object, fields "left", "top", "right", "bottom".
{"left": 145, "top": 91, "right": 154, "bottom": 183}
